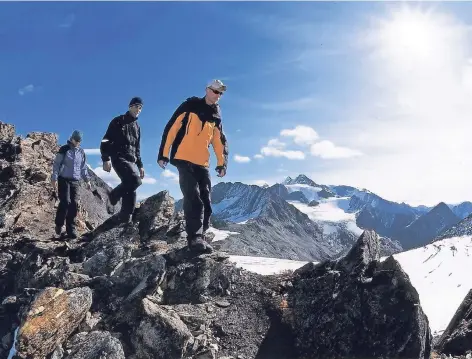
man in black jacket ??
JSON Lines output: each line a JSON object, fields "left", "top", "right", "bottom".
{"left": 100, "top": 97, "right": 145, "bottom": 223}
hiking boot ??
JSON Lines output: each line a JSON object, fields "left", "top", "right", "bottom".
{"left": 55, "top": 225, "right": 62, "bottom": 235}
{"left": 66, "top": 225, "right": 78, "bottom": 239}
{"left": 188, "top": 237, "right": 213, "bottom": 254}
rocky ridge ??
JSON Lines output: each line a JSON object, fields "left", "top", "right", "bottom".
{"left": 0, "top": 122, "right": 470, "bottom": 359}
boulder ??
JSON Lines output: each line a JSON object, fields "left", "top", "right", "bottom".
{"left": 436, "top": 289, "right": 472, "bottom": 356}
{"left": 16, "top": 286, "right": 92, "bottom": 358}
{"left": 286, "top": 230, "right": 432, "bottom": 359}
{"left": 131, "top": 298, "right": 193, "bottom": 359}
{"left": 65, "top": 330, "right": 125, "bottom": 359}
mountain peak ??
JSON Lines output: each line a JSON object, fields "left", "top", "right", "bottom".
{"left": 284, "top": 174, "right": 317, "bottom": 187}
{"left": 430, "top": 202, "right": 456, "bottom": 215}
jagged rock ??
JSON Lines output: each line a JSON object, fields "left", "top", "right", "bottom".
{"left": 0, "top": 122, "right": 116, "bottom": 241}
{"left": 136, "top": 191, "right": 175, "bottom": 240}
{"left": 0, "top": 122, "right": 15, "bottom": 141}
{"left": 50, "top": 345, "right": 64, "bottom": 359}
{"left": 131, "top": 298, "right": 194, "bottom": 359}
{"left": 436, "top": 289, "right": 472, "bottom": 356}
{"left": 110, "top": 253, "right": 166, "bottom": 298}
{"left": 286, "top": 230, "right": 432, "bottom": 359}
{"left": 82, "top": 225, "right": 140, "bottom": 258}
{"left": 65, "top": 331, "right": 125, "bottom": 359}
{"left": 15, "top": 253, "right": 90, "bottom": 291}
{"left": 16, "top": 286, "right": 92, "bottom": 358}
{"left": 308, "top": 200, "right": 319, "bottom": 207}
{"left": 83, "top": 244, "right": 131, "bottom": 277}
{"left": 162, "top": 252, "right": 234, "bottom": 304}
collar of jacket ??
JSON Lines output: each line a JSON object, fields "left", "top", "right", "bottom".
{"left": 200, "top": 96, "right": 218, "bottom": 110}
{"left": 123, "top": 111, "right": 138, "bottom": 124}
{"left": 66, "top": 140, "right": 78, "bottom": 150}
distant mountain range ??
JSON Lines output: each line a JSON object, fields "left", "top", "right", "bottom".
{"left": 175, "top": 174, "right": 472, "bottom": 261}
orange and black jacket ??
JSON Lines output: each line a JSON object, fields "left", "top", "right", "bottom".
{"left": 158, "top": 96, "right": 228, "bottom": 171}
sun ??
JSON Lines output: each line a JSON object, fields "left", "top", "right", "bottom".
{"left": 372, "top": 5, "right": 456, "bottom": 71}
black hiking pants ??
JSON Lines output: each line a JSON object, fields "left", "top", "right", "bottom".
{"left": 110, "top": 157, "right": 142, "bottom": 217}
{"left": 55, "top": 176, "right": 79, "bottom": 233}
{"left": 177, "top": 163, "right": 212, "bottom": 241}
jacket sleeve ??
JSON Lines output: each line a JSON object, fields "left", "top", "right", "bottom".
{"left": 51, "top": 152, "right": 64, "bottom": 181}
{"left": 100, "top": 118, "right": 117, "bottom": 162}
{"left": 81, "top": 151, "right": 91, "bottom": 182}
{"left": 135, "top": 125, "right": 143, "bottom": 169}
{"left": 211, "top": 121, "right": 229, "bottom": 170}
{"left": 158, "top": 101, "right": 188, "bottom": 162}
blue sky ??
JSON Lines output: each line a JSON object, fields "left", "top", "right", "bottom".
{"left": 3, "top": 1, "right": 472, "bottom": 206}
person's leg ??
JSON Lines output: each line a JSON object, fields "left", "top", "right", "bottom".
{"left": 66, "top": 180, "right": 79, "bottom": 238}
{"left": 177, "top": 164, "right": 212, "bottom": 253}
{"left": 177, "top": 164, "right": 203, "bottom": 239}
{"left": 113, "top": 158, "right": 142, "bottom": 220}
{"left": 54, "top": 177, "right": 70, "bottom": 234}
{"left": 198, "top": 167, "right": 212, "bottom": 234}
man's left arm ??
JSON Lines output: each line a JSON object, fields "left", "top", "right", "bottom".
{"left": 136, "top": 125, "right": 145, "bottom": 178}
{"left": 211, "top": 121, "right": 229, "bottom": 177}
{"left": 81, "top": 150, "right": 92, "bottom": 188}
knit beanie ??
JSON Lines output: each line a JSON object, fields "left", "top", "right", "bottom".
{"left": 129, "top": 97, "right": 143, "bottom": 107}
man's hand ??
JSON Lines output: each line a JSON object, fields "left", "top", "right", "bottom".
{"left": 158, "top": 160, "right": 167, "bottom": 169}
{"left": 216, "top": 167, "right": 226, "bottom": 177}
{"left": 85, "top": 181, "right": 92, "bottom": 190}
{"left": 103, "top": 161, "right": 112, "bottom": 173}
{"left": 51, "top": 179, "right": 57, "bottom": 191}
{"left": 139, "top": 167, "right": 145, "bottom": 179}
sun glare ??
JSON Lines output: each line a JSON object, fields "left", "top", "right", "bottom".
{"left": 373, "top": 6, "right": 454, "bottom": 71}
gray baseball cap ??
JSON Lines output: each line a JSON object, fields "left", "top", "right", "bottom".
{"left": 207, "top": 79, "right": 227, "bottom": 92}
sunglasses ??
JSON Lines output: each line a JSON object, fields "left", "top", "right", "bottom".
{"left": 209, "top": 88, "right": 223, "bottom": 95}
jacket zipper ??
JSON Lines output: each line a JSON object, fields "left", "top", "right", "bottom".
{"left": 186, "top": 116, "right": 192, "bottom": 135}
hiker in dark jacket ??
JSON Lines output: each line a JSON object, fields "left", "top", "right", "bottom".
{"left": 51, "top": 130, "right": 91, "bottom": 239}
{"left": 100, "top": 97, "right": 145, "bottom": 223}
{"left": 158, "top": 80, "right": 228, "bottom": 253}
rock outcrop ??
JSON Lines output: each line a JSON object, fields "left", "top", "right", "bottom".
{"left": 0, "top": 122, "right": 116, "bottom": 243}
{"left": 436, "top": 289, "right": 472, "bottom": 356}
{"left": 285, "top": 230, "right": 432, "bottom": 359}
{"left": 16, "top": 287, "right": 92, "bottom": 358}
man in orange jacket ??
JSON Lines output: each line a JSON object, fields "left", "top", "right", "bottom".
{"left": 157, "top": 80, "right": 229, "bottom": 253}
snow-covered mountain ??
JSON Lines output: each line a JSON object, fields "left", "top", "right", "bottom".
{"left": 176, "top": 173, "right": 472, "bottom": 258}
{"left": 229, "top": 234, "right": 472, "bottom": 337}
{"left": 205, "top": 180, "right": 402, "bottom": 260}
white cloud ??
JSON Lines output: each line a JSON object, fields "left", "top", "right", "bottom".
{"left": 142, "top": 176, "right": 157, "bottom": 185}
{"left": 310, "top": 140, "right": 362, "bottom": 159}
{"left": 280, "top": 125, "right": 319, "bottom": 146}
{"left": 267, "top": 138, "right": 286, "bottom": 149}
{"left": 92, "top": 166, "right": 120, "bottom": 187}
{"left": 234, "top": 154, "right": 251, "bottom": 163}
{"left": 91, "top": 165, "right": 156, "bottom": 186}
{"left": 257, "top": 137, "right": 304, "bottom": 160}
{"left": 18, "top": 84, "right": 34, "bottom": 96}
{"left": 254, "top": 154, "right": 264, "bottom": 160}
{"left": 260, "top": 145, "right": 305, "bottom": 160}
{"left": 84, "top": 148, "right": 100, "bottom": 155}
{"left": 162, "top": 169, "right": 179, "bottom": 182}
